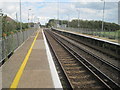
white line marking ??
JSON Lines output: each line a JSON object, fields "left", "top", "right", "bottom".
{"left": 42, "top": 30, "right": 63, "bottom": 89}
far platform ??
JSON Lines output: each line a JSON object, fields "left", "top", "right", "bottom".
{"left": 53, "top": 28, "right": 120, "bottom": 46}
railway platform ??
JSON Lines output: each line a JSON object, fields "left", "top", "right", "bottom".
{"left": 54, "top": 28, "right": 120, "bottom": 45}
{"left": 1, "top": 29, "right": 62, "bottom": 89}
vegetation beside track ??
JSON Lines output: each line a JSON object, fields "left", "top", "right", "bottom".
{"left": 46, "top": 19, "right": 120, "bottom": 32}
{"left": 1, "top": 15, "right": 35, "bottom": 37}
{"left": 46, "top": 19, "right": 120, "bottom": 41}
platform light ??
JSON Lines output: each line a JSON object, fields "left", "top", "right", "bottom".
{"left": 67, "top": 14, "right": 70, "bottom": 28}
{"left": 76, "top": 8, "right": 80, "bottom": 28}
{"left": 101, "top": 0, "right": 105, "bottom": 33}
{"left": 28, "top": 9, "right": 31, "bottom": 28}
{"left": 20, "top": 0, "right": 22, "bottom": 31}
{"left": 57, "top": 0, "right": 60, "bottom": 28}
{"left": 0, "top": 9, "right": 3, "bottom": 38}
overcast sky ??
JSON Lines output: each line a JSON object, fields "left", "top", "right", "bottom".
{"left": 0, "top": 0, "right": 119, "bottom": 25}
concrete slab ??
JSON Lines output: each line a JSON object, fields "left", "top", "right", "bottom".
{"left": 18, "top": 70, "right": 53, "bottom": 88}
{"left": 24, "top": 50, "right": 50, "bottom": 70}
{"left": 33, "top": 40, "right": 45, "bottom": 49}
{"left": 28, "top": 49, "right": 46, "bottom": 58}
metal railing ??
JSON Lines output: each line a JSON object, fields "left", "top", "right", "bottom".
{"left": 0, "top": 27, "right": 38, "bottom": 63}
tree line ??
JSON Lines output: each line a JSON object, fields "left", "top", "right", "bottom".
{"left": 1, "top": 15, "right": 34, "bottom": 36}
{"left": 46, "top": 19, "right": 120, "bottom": 31}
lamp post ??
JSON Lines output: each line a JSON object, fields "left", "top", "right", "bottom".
{"left": 37, "top": 17, "right": 40, "bottom": 28}
{"left": 20, "top": 0, "right": 22, "bottom": 31}
{"left": 31, "top": 13, "right": 34, "bottom": 23}
{"left": 19, "top": 0, "right": 25, "bottom": 42}
{"left": 57, "top": 0, "right": 59, "bottom": 28}
{"left": 16, "top": 12, "right": 18, "bottom": 22}
{"left": 33, "top": 15, "right": 36, "bottom": 28}
{"left": 77, "top": 8, "right": 80, "bottom": 28}
{"left": 67, "top": 14, "right": 70, "bottom": 28}
{"left": 101, "top": 0, "right": 105, "bottom": 36}
{"left": 28, "top": 9, "right": 31, "bottom": 28}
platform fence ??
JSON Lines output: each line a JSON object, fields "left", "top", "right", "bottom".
{"left": 0, "top": 27, "right": 38, "bottom": 63}
{"left": 57, "top": 27, "right": 119, "bottom": 41}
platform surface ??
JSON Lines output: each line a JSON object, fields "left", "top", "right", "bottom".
{"left": 56, "top": 28, "right": 120, "bottom": 45}
{"left": 1, "top": 29, "right": 57, "bottom": 88}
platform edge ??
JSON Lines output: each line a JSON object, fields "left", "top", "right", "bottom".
{"left": 42, "top": 29, "right": 63, "bottom": 89}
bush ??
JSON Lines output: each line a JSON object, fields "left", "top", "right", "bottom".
{"left": 2, "top": 15, "right": 29, "bottom": 36}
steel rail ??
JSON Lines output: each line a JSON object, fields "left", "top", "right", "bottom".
{"left": 46, "top": 29, "right": 120, "bottom": 89}
{"left": 52, "top": 31, "right": 120, "bottom": 72}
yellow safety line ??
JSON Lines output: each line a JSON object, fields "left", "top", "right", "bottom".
{"left": 10, "top": 31, "right": 39, "bottom": 89}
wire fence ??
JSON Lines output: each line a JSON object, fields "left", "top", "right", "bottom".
{"left": 0, "top": 27, "right": 38, "bottom": 63}
{"left": 57, "top": 27, "right": 120, "bottom": 41}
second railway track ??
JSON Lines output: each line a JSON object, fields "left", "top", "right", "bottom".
{"left": 44, "top": 29, "right": 120, "bottom": 89}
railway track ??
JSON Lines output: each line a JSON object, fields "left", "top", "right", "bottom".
{"left": 58, "top": 32, "right": 120, "bottom": 66}
{"left": 44, "top": 29, "right": 120, "bottom": 89}
{"left": 52, "top": 28, "right": 120, "bottom": 60}
{"left": 50, "top": 29, "right": 120, "bottom": 85}
{"left": 52, "top": 30, "right": 120, "bottom": 80}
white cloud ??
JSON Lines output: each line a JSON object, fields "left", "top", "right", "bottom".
{"left": 0, "top": 0, "right": 119, "bottom": 3}
{"left": 69, "top": 0, "right": 119, "bottom": 2}
{"left": 0, "top": 0, "right": 44, "bottom": 2}
{"left": 0, "top": 2, "right": 19, "bottom": 20}
{"left": 0, "top": 1, "right": 118, "bottom": 25}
